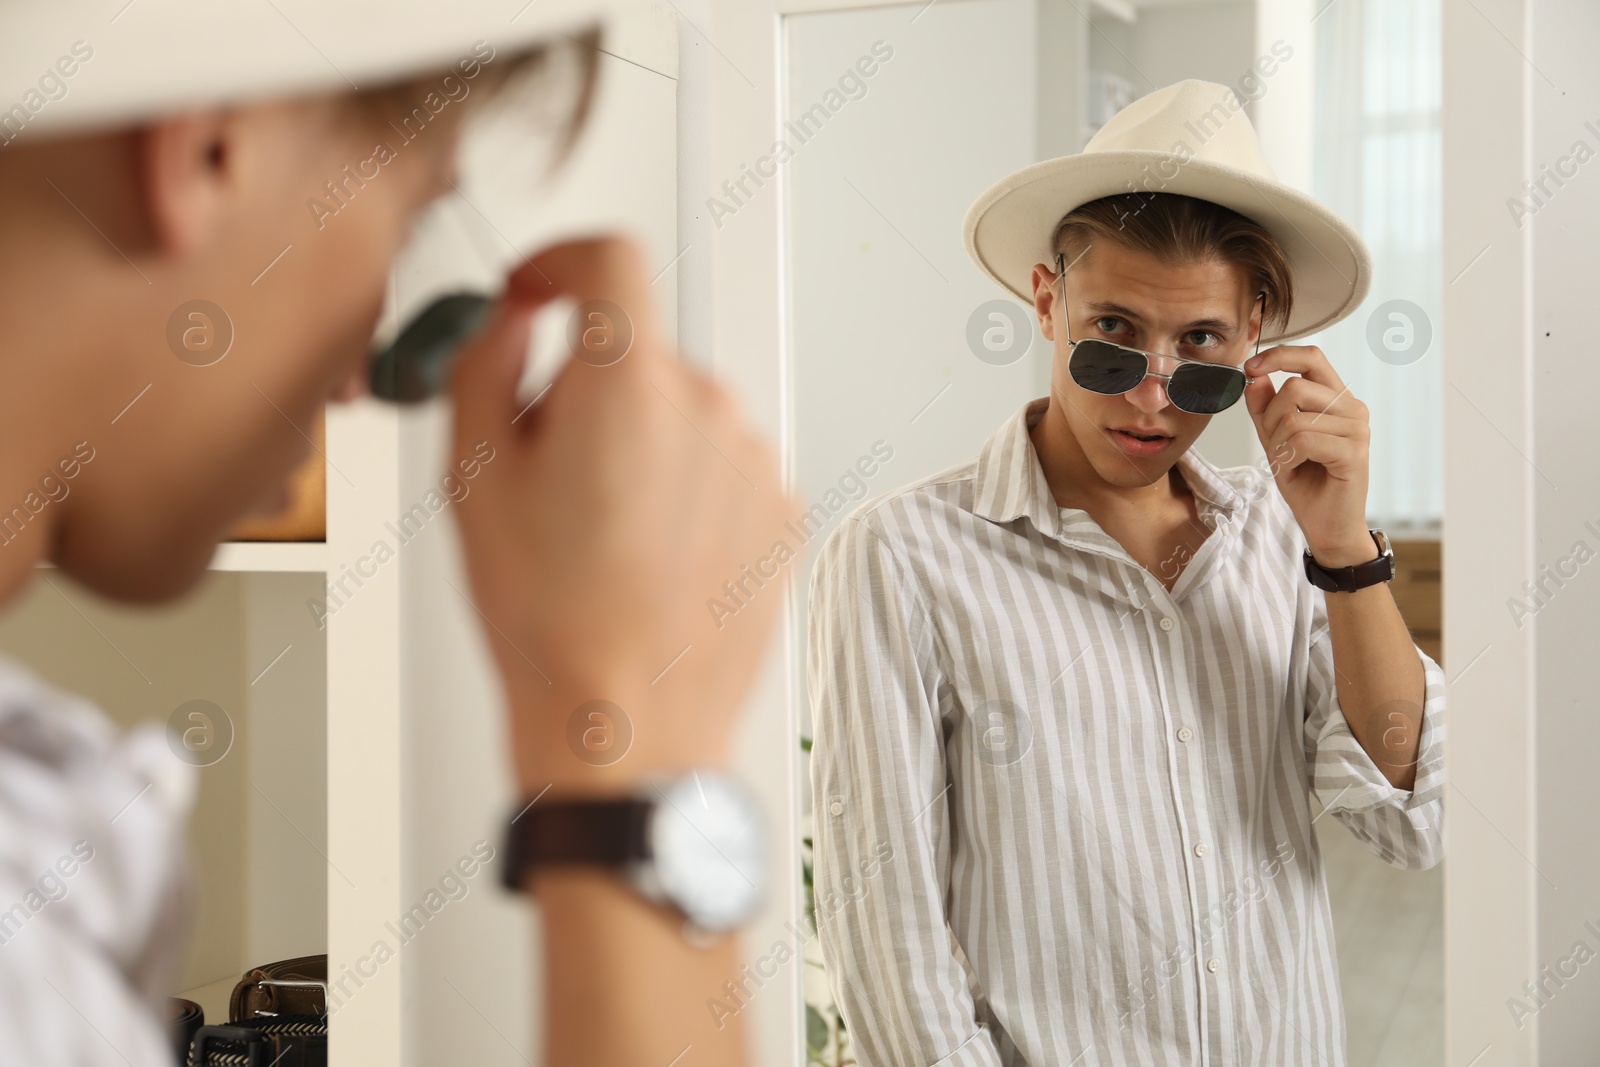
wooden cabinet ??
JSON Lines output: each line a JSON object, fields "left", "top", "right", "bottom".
{"left": 1390, "top": 536, "right": 1443, "bottom": 665}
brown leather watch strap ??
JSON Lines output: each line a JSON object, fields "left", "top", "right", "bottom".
{"left": 1303, "top": 529, "right": 1394, "bottom": 593}
{"left": 500, "top": 796, "right": 655, "bottom": 891}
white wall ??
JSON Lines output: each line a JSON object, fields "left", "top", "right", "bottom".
{"left": 242, "top": 572, "right": 328, "bottom": 967}
{"left": 1529, "top": 0, "right": 1600, "bottom": 1053}
{"left": 1442, "top": 0, "right": 1600, "bottom": 1062}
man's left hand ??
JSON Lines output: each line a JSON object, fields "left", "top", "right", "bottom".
{"left": 1242, "top": 344, "right": 1377, "bottom": 568}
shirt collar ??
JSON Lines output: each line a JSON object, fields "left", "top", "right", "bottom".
{"left": 972, "top": 396, "right": 1245, "bottom": 539}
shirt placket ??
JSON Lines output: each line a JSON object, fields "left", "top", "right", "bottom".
{"left": 1127, "top": 566, "right": 1224, "bottom": 1067}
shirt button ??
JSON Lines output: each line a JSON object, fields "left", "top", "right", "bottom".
{"left": 1194, "top": 843, "right": 1209, "bottom": 857}
{"left": 1159, "top": 616, "right": 1175, "bottom": 631}
{"left": 829, "top": 800, "right": 845, "bottom": 816}
{"left": 1207, "top": 957, "right": 1221, "bottom": 973}
{"left": 1176, "top": 727, "right": 1194, "bottom": 743}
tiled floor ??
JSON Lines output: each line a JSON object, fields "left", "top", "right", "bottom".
{"left": 1315, "top": 808, "right": 1444, "bottom": 1066}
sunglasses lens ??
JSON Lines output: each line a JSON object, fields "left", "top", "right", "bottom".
{"left": 1069, "top": 340, "right": 1146, "bottom": 395}
{"left": 370, "top": 292, "right": 493, "bottom": 403}
{"left": 1168, "top": 363, "right": 1246, "bottom": 414}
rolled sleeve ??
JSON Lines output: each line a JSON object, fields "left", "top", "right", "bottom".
{"left": 807, "top": 515, "right": 1004, "bottom": 1067}
{"left": 1303, "top": 609, "right": 1446, "bottom": 871}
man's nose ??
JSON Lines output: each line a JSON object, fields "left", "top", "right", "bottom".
{"left": 331, "top": 359, "right": 369, "bottom": 404}
{"left": 1126, "top": 352, "right": 1178, "bottom": 411}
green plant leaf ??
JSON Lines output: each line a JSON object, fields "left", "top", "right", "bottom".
{"left": 805, "top": 1004, "right": 830, "bottom": 1057}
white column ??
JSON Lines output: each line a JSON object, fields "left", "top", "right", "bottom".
{"left": 1439, "top": 0, "right": 1600, "bottom": 1062}
{"left": 326, "top": 400, "right": 407, "bottom": 1062}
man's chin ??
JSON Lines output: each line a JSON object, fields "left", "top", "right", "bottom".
{"left": 243, "top": 481, "right": 293, "bottom": 521}
{"left": 1093, "top": 446, "right": 1182, "bottom": 488}
{"left": 53, "top": 535, "right": 218, "bottom": 605}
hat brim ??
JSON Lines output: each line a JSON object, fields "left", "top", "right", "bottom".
{"left": 2, "top": 0, "right": 626, "bottom": 142}
{"left": 962, "top": 150, "right": 1371, "bottom": 346}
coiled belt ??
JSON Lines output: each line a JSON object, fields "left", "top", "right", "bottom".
{"left": 177, "top": 954, "right": 328, "bottom": 1067}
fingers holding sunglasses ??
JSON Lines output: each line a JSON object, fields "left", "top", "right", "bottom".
{"left": 1243, "top": 343, "right": 1348, "bottom": 394}
{"left": 1240, "top": 345, "right": 1372, "bottom": 551}
{"left": 1260, "top": 411, "right": 1370, "bottom": 480}
{"left": 1253, "top": 374, "right": 1368, "bottom": 447}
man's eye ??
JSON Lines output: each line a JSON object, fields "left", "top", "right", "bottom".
{"left": 1186, "top": 330, "right": 1221, "bottom": 347}
{"left": 1095, "top": 317, "right": 1122, "bottom": 334}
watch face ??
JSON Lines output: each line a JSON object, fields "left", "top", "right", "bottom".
{"left": 649, "top": 772, "right": 766, "bottom": 931}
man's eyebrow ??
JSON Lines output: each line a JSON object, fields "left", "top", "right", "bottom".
{"left": 1081, "top": 300, "right": 1239, "bottom": 333}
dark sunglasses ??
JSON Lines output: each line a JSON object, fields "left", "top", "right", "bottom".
{"left": 369, "top": 292, "right": 494, "bottom": 403}
{"left": 1055, "top": 253, "right": 1262, "bottom": 415}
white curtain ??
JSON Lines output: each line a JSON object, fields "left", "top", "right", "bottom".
{"left": 1311, "top": 0, "right": 1443, "bottom": 529}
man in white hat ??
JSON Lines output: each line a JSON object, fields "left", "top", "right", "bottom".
{"left": 809, "top": 79, "right": 1444, "bottom": 1066}
{"left": 0, "top": 2, "right": 788, "bottom": 1064}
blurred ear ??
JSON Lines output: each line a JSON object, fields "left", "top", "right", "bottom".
{"left": 137, "top": 111, "right": 233, "bottom": 257}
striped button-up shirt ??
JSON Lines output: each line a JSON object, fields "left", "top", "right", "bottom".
{"left": 806, "top": 396, "right": 1445, "bottom": 1067}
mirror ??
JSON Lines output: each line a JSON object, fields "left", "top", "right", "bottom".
{"left": 783, "top": 2, "right": 1444, "bottom": 1064}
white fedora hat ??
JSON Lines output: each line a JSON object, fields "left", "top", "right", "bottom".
{"left": 0, "top": 0, "right": 630, "bottom": 142}
{"left": 962, "top": 78, "right": 1371, "bottom": 345}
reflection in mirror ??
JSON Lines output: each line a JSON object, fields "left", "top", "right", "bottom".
{"left": 785, "top": 2, "right": 1443, "bottom": 1064}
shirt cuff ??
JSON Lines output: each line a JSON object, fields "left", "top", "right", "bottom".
{"left": 1313, "top": 644, "right": 1446, "bottom": 815}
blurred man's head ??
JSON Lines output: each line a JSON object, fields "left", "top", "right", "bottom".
{"left": 0, "top": 34, "right": 595, "bottom": 602}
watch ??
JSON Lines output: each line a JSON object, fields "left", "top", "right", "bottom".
{"left": 1302, "top": 528, "right": 1395, "bottom": 592}
{"left": 500, "top": 768, "right": 766, "bottom": 935}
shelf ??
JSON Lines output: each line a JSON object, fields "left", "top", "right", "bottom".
{"left": 210, "top": 542, "right": 327, "bottom": 573}
{"left": 32, "top": 541, "right": 326, "bottom": 575}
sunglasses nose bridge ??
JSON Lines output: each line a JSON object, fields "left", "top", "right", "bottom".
{"left": 1114, "top": 356, "right": 1172, "bottom": 410}
{"left": 1134, "top": 350, "right": 1179, "bottom": 398}
{"left": 1142, "top": 348, "right": 1184, "bottom": 378}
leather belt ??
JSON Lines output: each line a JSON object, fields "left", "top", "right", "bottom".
{"left": 189, "top": 1016, "right": 327, "bottom": 1067}
{"left": 186, "top": 955, "right": 328, "bottom": 1067}
{"left": 170, "top": 998, "right": 204, "bottom": 1064}
{"left": 229, "top": 954, "right": 328, "bottom": 1020}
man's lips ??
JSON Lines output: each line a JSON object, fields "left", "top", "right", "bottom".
{"left": 1106, "top": 426, "right": 1175, "bottom": 457}
{"left": 1108, "top": 426, "right": 1173, "bottom": 441}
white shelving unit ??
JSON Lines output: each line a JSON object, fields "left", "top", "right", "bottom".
{"left": 208, "top": 541, "right": 329, "bottom": 573}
